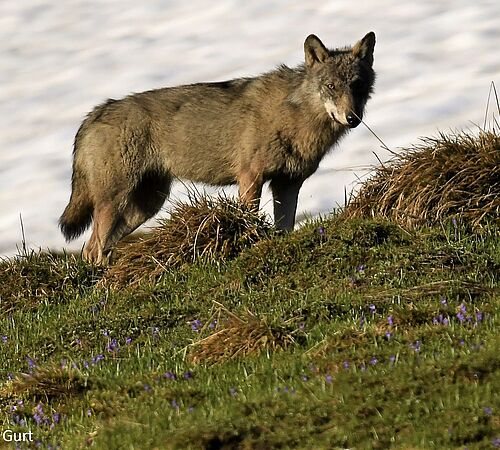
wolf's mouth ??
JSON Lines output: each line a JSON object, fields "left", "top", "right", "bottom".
{"left": 328, "top": 111, "right": 343, "bottom": 125}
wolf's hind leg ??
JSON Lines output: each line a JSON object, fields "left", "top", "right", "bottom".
{"left": 270, "top": 177, "right": 303, "bottom": 231}
{"left": 82, "top": 170, "right": 171, "bottom": 264}
{"left": 83, "top": 202, "right": 119, "bottom": 264}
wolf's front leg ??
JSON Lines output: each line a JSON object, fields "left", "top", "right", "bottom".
{"left": 270, "top": 177, "right": 303, "bottom": 231}
{"left": 238, "top": 170, "right": 263, "bottom": 210}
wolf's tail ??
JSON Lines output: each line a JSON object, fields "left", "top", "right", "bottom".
{"left": 59, "top": 170, "right": 93, "bottom": 241}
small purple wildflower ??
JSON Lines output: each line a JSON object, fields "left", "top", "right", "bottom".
{"left": 459, "top": 339, "right": 465, "bottom": 346}
{"left": 171, "top": 399, "right": 179, "bottom": 410}
{"left": 87, "top": 409, "right": 92, "bottom": 417}
{"left": 385, "top": 331, "right": 392, "bottom": 339}
{"left": 183, "top": 371, "right": 193, "bottom": 380}
{"left": 325, "top": 374, "right": 333, "bottom": 384}
{"left": 7, "top": 373, "right": 14, "bottom": 381}
{"left": 102, "top": 330, "right": 110, "bottom": 337}
{"left": 52, "top": 413, "right": 61, "bottom": 424}
{"left": 107, "top": 338, "right": 119, "bottom": 353}
{"left": 143, "top": 384, "right": 152, "bottom": 393}
{"left": 343, "top": 360, "right": 349, "bottom": 370}
{"left": 475, "top": 312, "right": 483, "bottom": 323}
{"left": 33, "top": 403, "right": 45, "bottom": 425}
{"left": 387, "top": 315, "right": 394, "bottom": 326}
{"left": 2, "top": 335, "right": 7, "bottom": 344}
{"left": 459, "top": 303, "right": 467, "bottom": 314}
{"left": 357, "top": 264, "right": 366, "bottom": 272}
{"left": 318, "top": 226, "right": 325, "bottom": 235}
{"left": 125, "top": 337, "right": 133, "bottom": 345}
{"left": 456, "top": 311, "right": 466, "bottom": 323}
{"left": 299, "top": 322, "right": 306, "bottom": 331}
{"left": 370, "top": 357, "right": 378, "bottom": 366}
{"left": 452, "top": 217, "right": 457, "bottom": 228}
{"left": 209, "top": 320, "right": 217, "bottom": 329}
{"left": 410, "top": 341, "right": 421, "bottom": 352}
{"left": 152, "top": 326, "right": 160, "bottom": 337}
{"left": 483, "top": 407, "right": 493, "bottom": 415}
{"left": 433, "top": 314, "right": 450, "bottom": 326}
{"left": 389, "top": 355, "right": 396, "bottom": 363}
{"left": 83, "top": 361, "right": 89, "bottom": 369}
{"left": 191, "top": 319, "right": 203, "bottom": 332}
{"left": 369, "top": 304, "right": 376, "bottom": 314}
{"left": 302, "top": 375, "right": 309, "bottom": 381}
{"left": 440, "top": 297, "right": 448, "bottom": 305}
{"left": 492, "top": 437, "right": 500, "bottom": 448}
{"left": 91, "top": 354, "right": 104, "bottom": 365}
{"left": 26, "top": 356, "right": 36, "bottom": 371}
{"left": 163, "top": 371, "right": 177, "bottom": 380}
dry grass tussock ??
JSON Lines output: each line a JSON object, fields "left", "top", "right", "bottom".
{"left": 188, "top": 303, "right": 300, "bottom": 365}
{"left": 344, "top": 131, "right": 500, "bottom": 227}
{"left": 0, "top": 366, "right": 90, "bottom": 400}
{"left": 104, "top": 193, "right": 273, "bottom": 287}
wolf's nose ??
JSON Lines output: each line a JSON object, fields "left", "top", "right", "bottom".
{"left": 346, "top": 115, "right": 361, "bottom": 127}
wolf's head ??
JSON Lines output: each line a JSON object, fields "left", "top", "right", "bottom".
{"left": 304, "top": 32, "right": 376, "bottom": 128}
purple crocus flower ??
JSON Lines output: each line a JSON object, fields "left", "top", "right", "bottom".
{"left": 325, "top": 374, "right": 333, "bottom": 384}
{"left": 163, "top": 371, "right": 177, "bottom": 380}
{"left": 387, "top": 315, "right": 394, "bottom": 326}
{"left": 2, "top": 336, "right": 7, "bottom": 344}
{"left": 26, "top": 356, "right": 36, "bottom": 371}
{"left": 107, "top": 339, "right": 119, "bottom": 353}
{"left": 183, "top": 371, "right": 193, "bottom": 380}
{"left": 410, "top": 341, "right": 421, "bottom": 352}
{"left": 191, "top": 320, "right": 203, "bottom": 332}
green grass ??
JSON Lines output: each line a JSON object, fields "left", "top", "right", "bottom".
{"left": 1, "top": 216, "right": 499, "bottom": 449}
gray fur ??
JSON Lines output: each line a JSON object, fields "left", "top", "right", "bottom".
{"left": 60, "top": 33, "right": 376, "bottom": 264}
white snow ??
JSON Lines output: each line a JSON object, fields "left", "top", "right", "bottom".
{"left": 1, "top": 0, "right": 499, "bottom": 256}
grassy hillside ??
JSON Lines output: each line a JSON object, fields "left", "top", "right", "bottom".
{"left": 1, "top": 131, "right": 499, "bottom": 449}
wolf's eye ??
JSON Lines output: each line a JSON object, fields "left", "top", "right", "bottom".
{"left": 326, "top": 83, "right": 335, "bottom": 90}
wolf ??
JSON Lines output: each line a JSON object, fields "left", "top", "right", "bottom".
{"left": 60, "top": 32, "right": 376, "bottom": 264}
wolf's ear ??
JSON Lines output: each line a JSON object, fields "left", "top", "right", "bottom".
{"left": 304, "top": 34, "right": 329, "bottom": 68}
{"left": 353, "top": 32, "right": 376, "bottom": 66}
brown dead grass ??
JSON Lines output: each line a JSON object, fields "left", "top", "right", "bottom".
{"left": 188, "top": 303, "right": 299, "bottom": 365}
{"left": 0, "top": 366, "right": 90, "bottom": 401}
{"left": 344, "top": 131, "right": 500, "bottom": 227}
{"left": 104, "top": 194, "right": 273, "bottom": 288}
